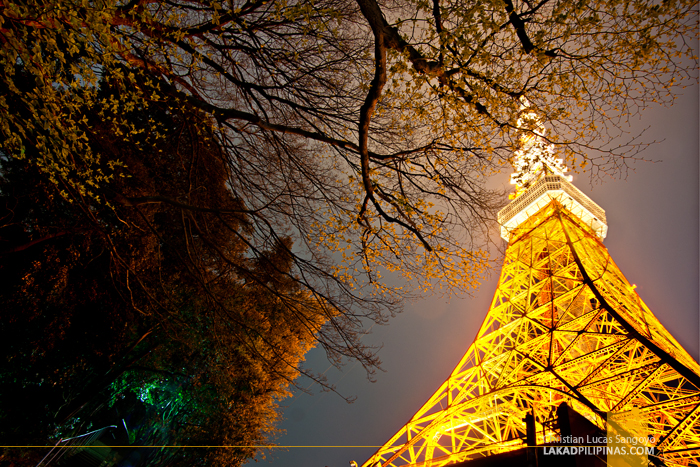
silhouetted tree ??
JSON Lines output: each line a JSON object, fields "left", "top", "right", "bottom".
{"left": 0, "top": 67, "right": 326, "bottom": 465}
{"left": 2, "top": 2, "right": 695, "bottom": 371}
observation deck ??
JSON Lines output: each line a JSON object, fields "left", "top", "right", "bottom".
{"left": 497, "top": 174, "right": 607, "bottom": 242}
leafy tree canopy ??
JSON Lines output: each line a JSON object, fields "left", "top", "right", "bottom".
{"left": 1, "top": 0, "right": 697, "bottom": 382}
{"left": 1, "top": 68, "right": 330, "bottom": 464}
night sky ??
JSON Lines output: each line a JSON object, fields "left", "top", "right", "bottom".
{"left": 253, "top": 80, "right": 699, "bottom": 467}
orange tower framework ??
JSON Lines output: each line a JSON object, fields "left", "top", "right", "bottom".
{"left": 362, "top": 107, "right": 700, "bottom": 467}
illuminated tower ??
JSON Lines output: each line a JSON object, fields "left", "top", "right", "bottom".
{"left": 362, "top": 103, "right": 700, "bottom": 467}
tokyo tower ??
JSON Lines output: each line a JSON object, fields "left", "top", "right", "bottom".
{"left": 362, "top": 103, "right": 700, "bottom": 467}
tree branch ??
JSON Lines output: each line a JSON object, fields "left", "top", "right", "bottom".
{"left": 0, "top": 228, "right": 92, "bottom": 256}
{"left": 503, "top": 0, "right": 558, "bottom": 57}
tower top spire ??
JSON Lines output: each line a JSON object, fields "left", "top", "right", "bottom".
{"left": 510, "top": 97, "right": 572, "bottom": 197}
{"left": 498, "top": 97, "right": 607, "bottom": 242}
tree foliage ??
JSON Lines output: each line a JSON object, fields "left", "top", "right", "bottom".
{"left": 0, "top": 69, "right": 326, "bottom": 464}
{"left": 0, "top": 0, "right": 697, "bottom": 458}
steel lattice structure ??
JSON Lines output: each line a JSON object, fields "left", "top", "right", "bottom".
{"left": 362, "top": 192, "right": 700, "bottom": 467}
